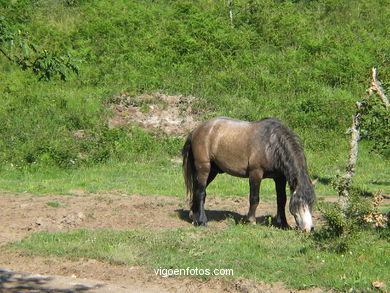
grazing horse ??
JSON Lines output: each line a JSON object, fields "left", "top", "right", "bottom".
{"left": 182, "top": 117, "right": 316, "bottom": 232}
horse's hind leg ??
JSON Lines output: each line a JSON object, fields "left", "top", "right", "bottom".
{"left": 274, "top": 177, "right": 290, "bottom": 229}
{"left": 191, "top": 162, "right": 211, "bottom": 226}
{"left": 247, "top": 169, "right": 263, "bottom": 224}
{"left": 207, "top": 162, "right": 220, "bottom": 187}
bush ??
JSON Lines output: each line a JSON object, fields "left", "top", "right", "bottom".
{"left": 314, "top": 189, "right": 388, "bottom": 253}
{"left": 84, "top": 126, "right": 182, "bottom": 165}
{"left": 360, "top": 96, "right": 390, "bottom": 158}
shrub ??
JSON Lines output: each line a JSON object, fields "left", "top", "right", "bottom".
{"left": 80, "top": 126, "right": 182, "bottom": 165}
{"left": 360, "top": 96, "right": 390, "bottom": 158}
{"left": 315, "top": 189, "right": 388, "bottom": 253}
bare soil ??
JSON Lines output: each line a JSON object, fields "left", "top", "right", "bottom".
{"left": 0, "top": 191, "right": 328, "bottom": 293}
{"left": 108, "top": 92, "right": 205, "bottom": 137}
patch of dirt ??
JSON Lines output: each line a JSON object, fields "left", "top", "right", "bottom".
{"left": 108, "top": 92, "right": 206, "bottom": 137}
{"left": 0, "top": 191, "right": 329, "bottom": 293}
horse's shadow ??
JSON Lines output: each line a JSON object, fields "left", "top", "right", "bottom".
{"left": 175, "top": 209, "right": 280, "bottom": 227}
{"left": 0, "top": 269, "right": 101, "bottom": 292}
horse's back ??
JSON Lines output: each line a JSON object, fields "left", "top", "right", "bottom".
{"left": 192, "top": 116, "right": 282, "bottom": 144}
{"left": 192, "top": 117, "right": 254, "bottom": 150}
{"left": 191, "top": 117, "right": 262, "bottom": 177}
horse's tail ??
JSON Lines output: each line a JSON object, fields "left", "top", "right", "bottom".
{"left": 182, "top": 132, "right": 195, "bottom": 211}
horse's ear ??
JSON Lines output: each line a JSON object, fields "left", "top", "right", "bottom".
{"left": 311, "top": 178, "right": 319, "bottom": 187}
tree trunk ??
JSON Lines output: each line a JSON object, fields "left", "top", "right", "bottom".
{"left": 338, "top": 68, "right": 388, "bottom": 208}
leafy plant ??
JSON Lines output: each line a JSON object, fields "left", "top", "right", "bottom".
{"left": 360, "top": 96, "right": 390, "bottom": 158}
{"left": 0, "top": 16, "right": 79, "bottom": 81}
{"left": 315, "top": 189, "right": 388, "bottom": 253}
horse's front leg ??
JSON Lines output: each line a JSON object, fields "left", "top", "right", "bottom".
{"left": 246, "top": 169, "right": 263, "bottom": 224}
{"left": 274, "top": 177, "right": 290, "bottom": 229}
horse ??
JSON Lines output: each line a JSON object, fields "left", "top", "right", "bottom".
{"left": 182, "top": 117, "right": 316, "bottom": 232}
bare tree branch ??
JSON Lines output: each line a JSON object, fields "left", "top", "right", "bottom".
{"left": 338, "top": 111, "right": 361, "bottom": 209}
{"left": 337, "top": 68, "right": 388, "bottom": 207}
{"left": 0, "top": 47, "right": 15, "bottom": 63}
{"left": 227, "top": 0, "right": 234, "bottom": 27}
{"left": 369, "top": 67, "right": 389, "bottom": 108}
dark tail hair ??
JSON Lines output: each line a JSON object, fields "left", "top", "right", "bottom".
{"left": 182, "top": 132, "right": 195, "bottom": 208}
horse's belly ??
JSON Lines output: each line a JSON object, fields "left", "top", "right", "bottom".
{"left": 215, "top": 162, "right": 248, "bottom": 177}
{"left": 212, "top": 151, "right": 249, "bottom": 178}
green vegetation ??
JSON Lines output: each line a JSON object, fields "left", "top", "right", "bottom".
{"left": 46, "top": 201, "right": 61, "bottom": 207}
{"left": 315, "top": 189, "right": 389, "bottom": 253}
{"left": 11, "top": 225, "right": 389, "bottom": 291}
{"left": 0, "top": 15, "right": 79, "bottom": 81}
{"left": 1, "top": 0, "right": 389, "bottom": 290}
{"left": 1, "top": 0, "right": 389, "bottom": 168}
{"left": 0, "top": 141, "right": 388, "bottom": 197}
{"left": 0, "top": 0, "right": 388, "bottom": 195}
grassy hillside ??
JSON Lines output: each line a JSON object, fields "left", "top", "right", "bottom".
{"left": 0, "top": 0, "right": 389, "bottom": 194}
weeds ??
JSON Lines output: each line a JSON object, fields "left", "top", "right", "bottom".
{"left": 0, "top": 16, "right": 79, "bottom": 81}
{"left": 46, "top": 201, "right": 61, "bottom": 208}
{"left": 314, "top": 189, "right": 389, "bottom": 253}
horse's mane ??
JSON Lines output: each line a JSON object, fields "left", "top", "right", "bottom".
{"left": 261, "top": 118, "right": 315, "bottom": 206}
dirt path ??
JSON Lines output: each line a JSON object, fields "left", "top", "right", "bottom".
{"left": 0, "top": 191, "right": 347, "bottom": 292}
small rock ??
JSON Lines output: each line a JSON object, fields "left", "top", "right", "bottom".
{"left": 372, "top": 281, "right": 385, "bottom": 289}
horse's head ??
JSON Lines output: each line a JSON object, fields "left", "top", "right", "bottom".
{"left": 290, "top": 199, "right": 313, "bottom": 232}
{"left": 289, "top": 180, "right": 316, "bottom": 232}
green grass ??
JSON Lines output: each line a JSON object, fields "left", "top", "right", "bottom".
{"left": 308, "top": 140, "right": 390, "bottom": 196}
{"left": 0, "top": 161, "right": 182, "bottom": 196}
{"left": 10, "top": 225, "right": 389, "bottom": 291}
{"left": 46, "top": 201, "right": 61, "bottom": 208}
{"left": 0, "top": 160, "right": 273, "bottom": 198}
{"left": 0, "top": 141, "right": 387, "bottom": 200}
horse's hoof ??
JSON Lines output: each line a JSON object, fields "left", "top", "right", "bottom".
{"left": 192, "top": 220, "right": 208, "bottom": 227}
{"left": 245, "top": 216, "right": 257, "bottom": 225}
